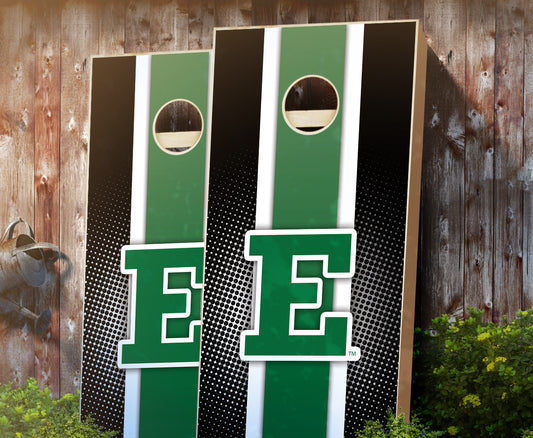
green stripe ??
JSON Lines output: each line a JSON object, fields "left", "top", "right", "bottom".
{"left": 145, "top": 52, "right": 207, "bottom": 245}
{"left": 263, "top": 25, "right": 346, "bottom": 438}
{"left": 139, "top": 52, "right": 208, "bottom": 437}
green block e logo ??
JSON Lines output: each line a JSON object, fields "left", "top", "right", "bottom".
{"left": 240, "top": 230, "right": 360, "bottom": 361}
{"left": 118, "top": 243, "right": 204, "bottom": 369}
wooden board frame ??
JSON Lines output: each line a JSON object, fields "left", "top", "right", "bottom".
{"left": 197, "top": 20, "right": 427, "bottom": 437}
{"left": 81, "top": 49, "right": 211, "bottom": 437}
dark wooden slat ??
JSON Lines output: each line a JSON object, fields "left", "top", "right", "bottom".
{"left": 252, "top": 0, "right": 276, "bottom": 25}
{"left": 494, "top": 0, "right": 524, "bottom": 323}
{"left": 420, "top": 0, "right": 466, "bottom": 327}
{"left": 60, "top": 0, "right": 99, "bottom": 395}
{"left": 125, "top": 0, "right": 150, "bottom": 53}
{"left": 252, "top": 0, "right": 309, "bottom": 25}
{"left": 308, "top": 0, "right": 345, "bottom": 23}
{"left": 0, "top": 2, "right": 36, "bottom": 388}
{"left": 239, "top": 0, "right": 253, "bottom": 16}
{"left": 276, "top": 0, "right": 308, "bottom": 24}
{"left": 188, "top": 0, "right": 214, "bottom": 49}
{"left": 379, "top": 0, "right": 423, "bottom": 21}
{"left": 34, "top": 0, "right": 61, "bottom": 397}
{"left": 464, "top": 0, "right": 495, "bottom": 322}
{"left": 346, "top": 0, "right": 378, "bottom": 21}
{"left": 98, "top": 0, "right": 126, "bottom": 55}
{"left": 150, "top": 0, "right": 189, "bottom": 52}
{"left": 522, "top": 0, "right": 533, "bottom": 311}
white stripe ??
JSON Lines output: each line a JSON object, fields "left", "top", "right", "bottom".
{"left": 327, "top": 23, "right": 364, "bottom": 438}
{"left": 124, "top": 54, "right": 151, "bottom": 438}
{"left": 245, "top": 27, "right": 281, "bottom": 438}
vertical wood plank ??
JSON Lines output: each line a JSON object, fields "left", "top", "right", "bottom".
{"left": 60, "top": 0, "right": 99, "bottom": 395}
{"left": 34, "top": 0, "right": 61, "bottom": 396}
{"left": 188, "top": 0, "right": 214, "bottom": 50}
{"left": 275, "top": 0, "right": 308, "bottom": 25}
{"left": 464, "top": 0, "right": 495, "bottom": 321}
{"left": 125, "top": 0, "right": 151, "bottom": 53}
{"left": 494, "top": 0, "right": 524, "bottom": 323}
{"left": 379, "top": 0, "right": 424, "bottom": 21}
{"left": 150, "top": 0, "right": 189, "bottom": 52}
{"left": 308, "top": 0, "right": 345, "bottom": 24}
{"left": 346, "top": 0, "right": 378, "bottom": 22}
{"left": 252, "top": 0, "right": 276, "bottom": 25}
{"left": 251, "top": 1, "right": 308, "bottom": 28}
{"left": 214, "top": 0, "right": 253, "bottom": 27}
{"left": 98, "top": 0, "right": 126, "bottom": 55}
{"left": 522, "top": 0, "right": 533, "bottom": 311}
{"left": 421, "top": 0, "right": 466, "bottom": 326}
{"left": 412, "top": 0, "right": 424, "bottom": 21}
{"left": 0, "top": 2, "right": 35, "bottom": 388}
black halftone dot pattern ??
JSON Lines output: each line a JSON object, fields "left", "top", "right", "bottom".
{"left": 198, "top": 149, "right": 258, "bottom": 438}
{"left": 343, "top": 22, "right": 415, "bottom": 435}
{"left": 81, "top": 172, "right": 131, "bottom": 436}
{"left": 344, "top": 150, "right": 408, "bottom": 434}
{"left": 198, "top": 27, "right": 263, "bottom": 438}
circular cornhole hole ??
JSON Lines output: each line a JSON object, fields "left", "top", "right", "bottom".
{"left": 153, "top": 99, "right": 203, "bottom": 154}
{"left": 283, "top": 75, "right": 339, "bottom": 135}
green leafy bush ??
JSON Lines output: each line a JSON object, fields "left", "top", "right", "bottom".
{"left": 0, "top": 378, "right": 116, "bottom": 438}
{"left": 356, "top": 409, "right": 444, "bottom": 437}
{"left": 413, "top": 308, "right": 533, "bottom": 437}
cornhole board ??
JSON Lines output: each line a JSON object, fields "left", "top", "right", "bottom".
{"left": 197, "top": 21, "right": 426, "bottom": 437}
{"left": 81, "top": 51, "right": 210, "bottom": 437}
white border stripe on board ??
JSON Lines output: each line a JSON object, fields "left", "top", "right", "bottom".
{"left": 245, "top": 26, "right": 281, "bottom": 438}
{"left": 123, "top": 54, "right": 151, "bottom": 438}
{"left": 327, "top": 23, "right": 364, "bottom": 438}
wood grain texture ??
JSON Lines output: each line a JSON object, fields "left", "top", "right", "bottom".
{"left": 421, "top": 0, "right": 466, "bottom": 326}
{"left": 379, "top": 0, "right": 424, "bottom": 21}
{"left": 252, "top": 0, "right": 309, "bottom": 25}
{"left": 524, "top": 0, "right": 533, "bottom": 311}
{"left": 308, "top": 0, "right": 345, "bottom": 23}
{"left": 252, "top": 0, "right": 276, "bottom": 25}
{"left": 276, "top": 0, "right": 309, "bottom": 25}
{"left": 214, "top": 0, "right": 252, "bottom": 27}
{"left": 34, "top": 0, "right": 61, "bottom": 397}
{"left": 125, "top": 0, "right": 150, "bottom": 53}
{"left": 0, "top": 2, "right": 36, "bottom": 388}
{"left": 494, "top": 0, "right": 524, "bottom": 323}
{"left": 98, "top": 0, "right": 126, "bottom": 55}
{"left": 150, "top": 0, "right": 188, "bottom": 52}
{"left": 345, "top": 0, "right": 379, "bottom": 21}
{"left": 188, "top": 0, "right": 214, "bottom": 49}
{"left": 59, "top": 0, "right": 99, "bottom": 395}
{"left": 464, "top": 0, "right": 495, "bottom": 322}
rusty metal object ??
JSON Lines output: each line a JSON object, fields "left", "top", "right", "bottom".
{"left": 0, "top": 218, "right": 59, "bottom": 292}
{"left": 0, "top": 218, "right": 59, "bottom": 333}
{"left": 0, "top": 295, "right": 52, "bottom": 334}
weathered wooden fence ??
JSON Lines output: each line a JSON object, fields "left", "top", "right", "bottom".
{"left": 0, "top": 0, "right": 530, "bottom": 397}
